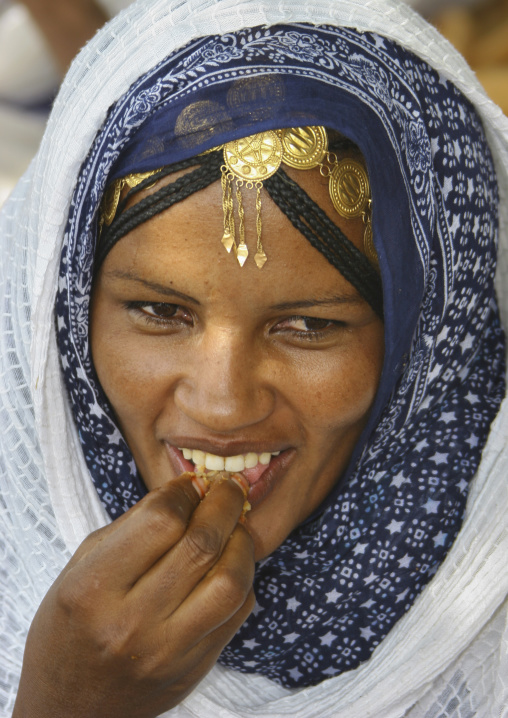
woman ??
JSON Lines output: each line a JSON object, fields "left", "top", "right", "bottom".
{"left": 1, "top": 1, "right": 508, "bottom": 716}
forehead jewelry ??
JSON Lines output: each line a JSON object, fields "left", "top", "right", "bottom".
{"left": 100, "top": 170, "right": 160, "bottom": 231}
{"left": 100, "top": 126, "right": 377, "bottom": 270}
{"left": 220, "top": 125, "right": 376, "bottom": 269}
{"left": 222, "top": 131, "right": 283, "bottom": 268}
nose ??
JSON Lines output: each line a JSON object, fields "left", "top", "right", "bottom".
{"left": 173, "top": 326, "right": 275, "bottom": 434}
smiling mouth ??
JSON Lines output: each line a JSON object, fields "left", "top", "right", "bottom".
{"left": 177, "top": 447, "right": 282, "bottom": 485}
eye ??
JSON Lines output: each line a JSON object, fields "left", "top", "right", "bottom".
{"left": 272, "top": 315, "right": 344, "bottom": 341}
{"left": 125, "top": 301, "right": 193, "bottom": 327}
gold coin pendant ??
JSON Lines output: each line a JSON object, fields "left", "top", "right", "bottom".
{"left": 280, "top": 126, "right": 328, "bottom": 170}
{"left": 330, "top": 159, "right": 370, "bottom": 218}
{"left": 224, "top": 131, "right": 283, "bottom": 181}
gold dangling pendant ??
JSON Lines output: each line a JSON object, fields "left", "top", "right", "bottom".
{"left": 362, "top": 199, "right": 379, "bottom": 268}
{"left": 235, "top": 180, "right": 249, "bottom": 267}
{"left": 221, "top": 166, "right": 236, "bottom": 253}
{"left": 254, "top": 181, "right": 267, "bottom": 269}
{"left": 329, "top": 158, "right": 370, "bottom": 219}
{"left": 223, "top": 131, "right": 283, "bottom": 268}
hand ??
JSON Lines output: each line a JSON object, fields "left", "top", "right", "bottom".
{"left": 13, "top": 474, "right": 255, "bottom": 718}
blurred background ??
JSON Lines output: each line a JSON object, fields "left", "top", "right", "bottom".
{"left": 0, "top": 0, "right": 507, "bottom": 206}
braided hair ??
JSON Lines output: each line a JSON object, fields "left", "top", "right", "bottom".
{"left": 96, "top": 140, "right": 383, "bottom": 317}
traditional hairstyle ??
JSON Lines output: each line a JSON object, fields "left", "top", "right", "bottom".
{"left": 97, "top": 133, "right": 383, "bottom": 315}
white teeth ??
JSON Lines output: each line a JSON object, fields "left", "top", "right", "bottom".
{"left": 204, "top": 454, "right": 225, "bottom": 471}
{"left": 225, "top": 455, "right": 246, "bottom": 471}
{"left": 245, "top": 452, "right": 259, "bottom": 469}
{"left": 179, "top": 447, "right": 282, "bottom": 471}
{"left": 192, "top": 449, "right": 206, "bottom": 468}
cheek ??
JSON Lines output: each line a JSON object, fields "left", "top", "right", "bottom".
{"left": 90, "top": 305, "right": 173, "bottom": 426}
{"left": 288, "top": 335, "right": 383, "bottom": 434}
{"left": 93, "top": 339, "right": 177, "bottom": 422}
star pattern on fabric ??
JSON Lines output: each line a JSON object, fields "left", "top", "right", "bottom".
{"left": 361, "top": 598, "right": 375, "bottom": 608}
{"left": 461, "top": 334, "right": 475, "bottom": 352}
{"left": 433, "top": 531, "right": 448, "bottom": 547}
{"left": 252, "top": 602, "right": 264, "bottom": 617}
{"left": 449, "top": 214, "right": 461, "bottom": 236}
{"left": 287, "top": 597, "right": 301, "bottom": 611}
{"left": 396, "top": 588, "right": 410, "bottom": 603}
{"left": 320, "top": 632, "right": 337, "bottom": 646}
{"left": 89, "top": 400, "right": 104, "bottom": 419}
{"left": 424, "top": 498, "right": 441, "bottom": 514}
{"left": 387, "top": 520, "right": 404, "bottom": 534}
{"left": 283, "top": 632, "right": 300, "bottom": 644}
{"left": 326, "top": 589, "right": 342, "bottom": 603}
{"left": 360, "top": 626, "right": 376, "bottom": 641}
{"left": 436, "top": 326, "right": 449, "bottom": 344}
{"left": 364, "top": 572, "right": 378, "bottom": 586}
{"left": 243, "top": 639, "right": 260, "bottom": 649}
{"left": 353, "top": 542, "right": 368, "bottom": 555}
{"left": 288, "top": 667, "right": 303, "bottom": 682}
{"left": 398, "top": 554, "right": 413, "bottom": 568}
{"left": 457, "top": 479, "right": 468, "bottom": 493}
{"left": 391, "top": 471, "right": 408, "bottom": 488}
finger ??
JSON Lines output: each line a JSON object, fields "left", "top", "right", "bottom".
{"left": 189, "top": 585, "right": 256, "bottom": 661}
{"left": 130, "top": 475, "right": 249, "bottom": 612}
{"left": 68, "top": 474, "right": 203, "bottom": 591}
{"left": 179, "top": 587, "right": 256, "bottom": 682}
{"left": 116, "top": 587, "right": 256, "bottom": 710}
{"left": 156, "top": 522, "right": 255, "bottom": 647}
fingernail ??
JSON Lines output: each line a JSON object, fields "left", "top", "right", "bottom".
{"left": 231, "top": 472, "right": 250, "bottom": 498}
{"left": 191, "top": 474, "right": 210, "bottom": 500}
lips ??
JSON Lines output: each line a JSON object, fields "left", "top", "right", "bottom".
{"left": 177, "top": 447, "right": 281, "bottom": 484}
{"left": 164, "top": 442, "right": 295, "bottom": 507}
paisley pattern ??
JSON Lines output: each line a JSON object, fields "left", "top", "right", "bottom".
{"left": 56, "top": 25, "right": 505, "bottom": 687}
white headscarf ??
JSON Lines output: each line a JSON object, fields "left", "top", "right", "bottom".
{"left": 1, "top": 1, "right": 507, "bottom": 716}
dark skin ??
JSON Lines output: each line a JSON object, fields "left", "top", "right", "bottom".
{"left": 13, "top": 475, "right": 255, "bottom": 718}
{"left": 13, "top": 163, "right": 384, "bottom": 717}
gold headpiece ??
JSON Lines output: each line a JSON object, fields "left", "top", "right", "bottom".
{"left": 100, "top": 170, "right": 160, "bottom": 231}
{"left": 219, "top": 125, "right": 375, "bottom": 269}
{"left": 100, "top": 126, "right": 376, "bottom": 269}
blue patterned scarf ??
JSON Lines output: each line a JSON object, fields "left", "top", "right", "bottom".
{"left": 56, "top": 24, "right": 505, "bottom": 687}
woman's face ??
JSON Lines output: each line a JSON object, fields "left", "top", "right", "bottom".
{"left": 91, "top": 163, "right": 384, "bottom": 560}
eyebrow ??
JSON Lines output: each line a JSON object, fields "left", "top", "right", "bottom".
{"left": 104, "top": 269, "right": 363, "bottom": 310}
{"left": 271, "top": 296, "right": 364, "bottom": 311}
{"left": 103, "top": 269, "right": 201, "bottom": 305}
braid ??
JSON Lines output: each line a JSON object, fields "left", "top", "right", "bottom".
{"left": 95, "top": 149, "right": 383, "bottom": 317}
{"left": 95, "top": 152, "right": 223, "bottom": 270}
{"left": 115, "top": 157, "right": 201, "bottom": 218}
{"left": 266, "top": 169, "right": 383, "bottom": 316}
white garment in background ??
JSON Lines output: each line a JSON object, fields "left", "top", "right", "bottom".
{"left": 0, "top": 1, "right": 507, "bottom": 716}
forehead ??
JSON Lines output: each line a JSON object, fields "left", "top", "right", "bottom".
{"left": 103, "top": 166, "right": 368, "bottom": 306}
